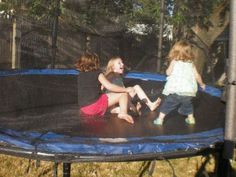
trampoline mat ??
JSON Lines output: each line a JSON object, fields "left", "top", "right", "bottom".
{"left": 0, "top": 92, "right": 225, "bottom": 138}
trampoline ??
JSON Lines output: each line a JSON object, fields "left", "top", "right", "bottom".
{"left": 0, "top": 1, "right": 235, "bottom": 177}
{"left": 0, "top": 69, "right": 225, "bottom": 163}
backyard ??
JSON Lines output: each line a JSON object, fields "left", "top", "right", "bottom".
{"left": 0, "top": 154, "right": 234, "bottom": 177}
{"left": 0, "top": 1, "right": 234, "bottom": 177}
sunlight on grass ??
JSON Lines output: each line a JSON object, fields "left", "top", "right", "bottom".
{"left": 0, "top": 154, "right": 221, "bottom": 177}
{"left": 1, "top": 152, "right": 236, "bottom": 177}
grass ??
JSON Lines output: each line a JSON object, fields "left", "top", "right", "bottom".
{"left": 1, "top": 153, "right": 233, "bottom": 177}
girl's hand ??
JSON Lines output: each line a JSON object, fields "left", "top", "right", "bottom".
{"left": 200, "top": 84, "right": 206, "bottom": 90}
{"left": 126, "top": 87, "right": 135, "bottom": 93}
{"left": 101, "top": 85, "right": 105, "bottom": 91}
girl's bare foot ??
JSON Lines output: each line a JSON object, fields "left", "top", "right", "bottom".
{"left": 118, "top": 113, "right": 134, "bottom": 124}
{"left": 149, "top": 97, "right": 161, "bottom": 111}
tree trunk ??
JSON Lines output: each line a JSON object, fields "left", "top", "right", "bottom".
{"left": 11, "top": 18, "right": 21, "bottom": 69}
{"left": 191, "top": 0, "right": 229, "bottom": 74}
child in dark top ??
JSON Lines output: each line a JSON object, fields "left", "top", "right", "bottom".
{"left": 104, "top": 57, "right": 161, "bottom": 115}
{"left": 75, "top": 52, "right": 134, "bottom": 124}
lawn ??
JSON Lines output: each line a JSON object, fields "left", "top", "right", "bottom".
{"left": 1, "top": 154, "right": 235, "bottom": 177}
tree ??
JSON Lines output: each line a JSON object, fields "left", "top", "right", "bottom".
{"left": 0, "top": 0, "right": 229, "bottom": 74}
{"left": 0, "top": 0, "right": 25, "bottom": 68}
{"left": 0, "top": 0, "right": 61, "bottom": 68}
{"left": 168, "top": 0, "right": 229, "bottom": 77}
{"left": 61, "top": 0, "right": 229, "bottom": 76}
{"left": 191, "top": 0, "right": 229, "bottom": 77}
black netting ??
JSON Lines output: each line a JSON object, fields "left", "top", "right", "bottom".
{"left": 0, "top": 0, "right": 171, "bottom": 72}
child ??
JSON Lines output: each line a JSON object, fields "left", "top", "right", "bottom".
{"left": 104, "top": 57, "right": 161, "bottom": 115}
{"left": 75, "top": 52, "right": 135, "bottom": 124}
{"left": 153, "top": 40, "right": 206, "bottom": 125}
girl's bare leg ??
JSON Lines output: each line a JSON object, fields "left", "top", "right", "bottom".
{"left": 153, "top": 112, "right": 166, "bottom": 125}
{"left": 158, "top": 112, "right": 166, "bottom": 120}
{"left": 185, "top": 114, "right": 195, "bottom": 124}
{"left": 118, "top": 93, "right": 134, "bottom": 124}
{"left": 112, "top": 99, "right": 141, "bottom": 117}
{"left": 132, "top": 85, "right": 161, "bottom": 111}
{"left": 107, "top": 93, "right": 134, "bottom": 124}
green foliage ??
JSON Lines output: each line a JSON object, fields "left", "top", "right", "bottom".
{"left": 0, "top": 0, "right": 23, "bottom": 16}
{"left": 0, "top": 0, "right": 58, "bottom": 21}
{"left": 0, "top": 0, "right": 229, "bottom": 39}
{"left": 61, "top": 0, "right": 134, "bottom": 30}
{"left": 167, "top": 0, "right": 227, "bottom": 28}
{"left": 131, "top": 0, "right": 162, "bottom": 24}
{"left": 26, "top": 0, "right": 55, "bottom": 19}
{"left": 1, "top": 0, "right": 227, "bottom": 33}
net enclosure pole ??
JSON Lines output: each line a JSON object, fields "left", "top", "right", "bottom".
{"left": 157, "top": 0, "right": 165, "bottom": 72}
{"left": 51, "top": 0, "right": 61, "bottom": 69}
{"left": 224, "top": 0, "right": 236, "bottom": 159}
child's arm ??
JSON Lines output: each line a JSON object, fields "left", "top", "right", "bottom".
{"left": 166, "top": 60, "right": 175, "bottom": 76}
{"left": 193, "top": 66, "right": 206, "bottom": 90}
{"left": 98, "top": 73, "right": 133, "bottom": 93}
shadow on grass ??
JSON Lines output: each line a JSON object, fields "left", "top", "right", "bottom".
{"left": 137, "top": 153, "right": 236, "bottom": 177}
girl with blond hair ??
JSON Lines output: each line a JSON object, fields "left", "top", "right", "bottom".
{"left": 104, "top": 57, "right": 161, "bottom": 115}
{"left": 153, "top": 40, "right": 206, "bottom": 125}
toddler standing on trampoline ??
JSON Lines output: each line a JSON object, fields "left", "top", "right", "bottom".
{"left": 104, "top": 57, "right": 161, "bottom": 115}
{"left": 153, "top": 40, "right": 206, "bottom": 125}
{"left": 75, "top": 52, "right": 134, "bottom": 124}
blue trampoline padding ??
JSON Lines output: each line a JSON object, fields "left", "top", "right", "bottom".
{"left": 0, "top": 69, "right": 222, "bottom": 97}
{"left": 0, "top": 69, "right": 79, "bottom": 76}
{"left": 0, "top": 128, "right": 223, "bottom": 155}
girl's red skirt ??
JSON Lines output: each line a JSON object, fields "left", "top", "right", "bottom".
{"left": 80, "top": 94, "right": 108, "bottom": 117}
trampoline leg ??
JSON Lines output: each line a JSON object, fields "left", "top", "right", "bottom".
{"left": 63, "top": 163, "right": 71, "bottom": 177}
{"left": 54, "top": 162, "right": 58, "bottom": 177}
{"left": 216, "top": 149, "right": 232, "bottom": 177}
